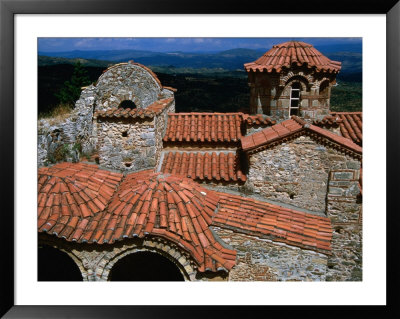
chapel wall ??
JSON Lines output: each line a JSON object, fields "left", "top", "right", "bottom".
{"left": 96, "top": 118, "right": 157, "bottom": 171}
{"left": 212, "top": 227, "right": 329, "bottom": 281}
{"left": 325, "top": 170, "right": 362, "bottom": 281}
{"left": 245, "top": 135, "right": 361, "bottom": 213}
{"left": 248, "top": 67, "right": 336, "bottom": 122}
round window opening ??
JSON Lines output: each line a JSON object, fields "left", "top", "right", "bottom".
{"left": 119, "top": 100, "right": 137, "bottom": 109}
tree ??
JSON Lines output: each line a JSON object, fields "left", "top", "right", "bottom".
{"left": 55, "top": 61, "right": 90, "bottom": 107}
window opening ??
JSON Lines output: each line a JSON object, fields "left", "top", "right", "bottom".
{"left": 119, "top": 100, "right": 137, "bottom": 109}
{"left": 289, "top": 82, "right": 301, "bottom": 117}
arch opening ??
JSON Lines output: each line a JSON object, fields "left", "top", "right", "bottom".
{"left": 119, "top": 100, "right": 137, "bottom": 109}
{"left": 319, "top": 80, "right": 330, "bottom": 97}
{"left": 38, "top": 245, "right": 83, "bottom": 281}
{"left": 289, "top": 82, "right": 301, "bottom": 117}
{"left": 109, "top": 251, "right": 185, "bottom": 281}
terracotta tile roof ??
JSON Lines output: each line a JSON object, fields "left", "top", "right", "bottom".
{"left": 163, "top": 113, "right": 243, "bottom": 144}
{"left": 94, "top": 98, "right": 174, "bottom": 119}
{"left": 160, "top": 151, "right": 246, "bottom": 183}
{"left": 212, "top": 193, "right": 333, "bottom": 253}
{"left": 329, "top": 112, "right": 362, "bottom": 145}
{"left": 241, "top": 116, "right": 362, "bottom": 157}
{"left": 242, "top": 114, "right": 276, "bottom": 126}
{"left": 38, "top": 164, "right": 236, "bottom": 272}
{"left": 38, "top": 162, "right": 123, "bottom": 233}
{"left": 244, "top": 41, "right": 342, "bottom": 74}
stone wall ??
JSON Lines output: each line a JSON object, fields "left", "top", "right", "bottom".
{"left": 94, "top": 62, "right": 163, "bottom": 110}
{"left": 212, "top": 227, "right": 328, "bottom": 281}
{"left": 37, "top": 85, "right": 97, "bottom": 167}
{"left": 154, "top": 100, "right": 175, "bottom": 168}
{"left": 97, "top": 117, "right": 158, "bottom": 171}
{"left": 325, "top": 170, "right": 362, "bottom": 281}
{"left": 247, "top": 67, "right": 336, "bottom": 122}
{"left": 37, "top": 62, "right": 175, "bottom": 167}
{"left": 96, "top": 99, "right": 174, "bottom": 172}
{"left": 246, "top": 135, "right": 361, "bottom": 213}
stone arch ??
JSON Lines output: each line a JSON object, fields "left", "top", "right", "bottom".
{"left": 94, "top": 62, "right": 163, "bottom": 111}
{"left": 97, "top": 238, "right": 197, "bottom": 281}
{"left": 280, "top": 71, "right": 313, "bottom": 87}
{"left": 38, "top": 243, "right": 86, "bottom": 281}
{"left": 285, "top": 75, "right": 309, "bottom": 92}
{"left": 318, "top": 79, "right": 330, "bottom": 96}
{"left": 38, "top": 236, "right": 88, "bottom": 281}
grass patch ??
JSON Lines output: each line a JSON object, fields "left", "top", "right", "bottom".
{"left": 39, "top": 103, "right": 73, "bottom": 124}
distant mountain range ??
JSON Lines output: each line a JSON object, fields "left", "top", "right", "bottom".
{"left": 38, "top": 46, "right": 362, "bottom": 75}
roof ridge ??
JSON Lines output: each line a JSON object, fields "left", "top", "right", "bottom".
{"left": 241, "top": 118, "right": 362, "bottom": 157}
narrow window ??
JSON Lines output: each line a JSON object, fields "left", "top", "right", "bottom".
{"left": 289, "top": 82, "right": 301, "bottom": 117}
{"left": 319, "top": 81, "right": 329, "bottom": 97}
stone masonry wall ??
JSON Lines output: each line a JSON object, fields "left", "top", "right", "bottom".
{"left": 247, "top": 67, "right": 335, "bottom": 122}
{"left": 154, "top": 100, "right": 175, "bottom": 168}
{"left": 97, "top": 118, "right": 157, "bottom": 171}
{"left": 94, "top": 62, "right": 162, "bottom": 110}
{"left": 212, "top": 227, "right": 328, "bottom": 281}
{"left": 38, "top": 85, "right": 97, "bottom": 167}
{"left": 246, "top": 136, "right": 361, "bottom": 213}
{"left": 325, "top": 170, "right": 362, "bottom": 281}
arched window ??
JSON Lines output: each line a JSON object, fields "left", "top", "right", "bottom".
{"left": 119, "top": 100, "right": 137, "bottom": 109}
{"left": 289, "top": 82, "right": 301, "bottom": 117}
{"left": 109, "top": 251, "right": 184, "bottom": 281}
{"left": 319, "top": 80, "right": 330, "bottom": 97}
{"left": 38, "top": 245, "right": 82, "bottom": 281}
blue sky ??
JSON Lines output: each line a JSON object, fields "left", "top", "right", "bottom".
{"left": 38, "top": 37, "right": 362, "bottom": 53}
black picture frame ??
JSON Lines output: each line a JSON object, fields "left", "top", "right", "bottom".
{"left": 1, "top": 0, "right": 398, "bottom": 317}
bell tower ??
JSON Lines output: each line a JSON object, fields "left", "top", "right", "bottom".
{"left": 244, "top": 41, "right": 341, "bottom": 122}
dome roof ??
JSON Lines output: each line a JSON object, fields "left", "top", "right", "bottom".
{"left": 38, "top": 164, "right": 237, "bottom": 272}
{"left": 244, "top": 41, "right": 342, "bottom": 74}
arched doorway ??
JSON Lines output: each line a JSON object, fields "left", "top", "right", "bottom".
{"left": 109, "top": 251, "right": 185, "bottom": 281}
{"left": 38, "top": 245, "right": 82, "bottom": 281}
{"left": 119, "top": 100, "right": 137, "bottom": 109}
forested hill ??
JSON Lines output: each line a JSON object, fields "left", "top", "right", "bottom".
{"left": 38, "top": 50, "right": 362, "bottom": 116}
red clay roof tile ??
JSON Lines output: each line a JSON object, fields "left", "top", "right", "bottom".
{"left": 244, "top": 41, "right": 341, "bottom": 74}
{"left": 163, "top": 113, "right": 243, "bottom": 144}
{"left": 213, "top": 192, "right": 332, "bottom": 253}
{"left": 241, "top": 116, "right": 362, "bottom": 157}
{"left": 161, "top": 151, "right": 246, "bottom": 183}
{"left": 242, "top": 114, "right": 276, "bottom": 126}
{"left": 38, "top": 164, "right": 236, "bottom": 272}
{"left": 314, "top": 112, "right": 362, "bottom": 146}
{"left": 94, "top": 98, "right": 174, "bottom": 119}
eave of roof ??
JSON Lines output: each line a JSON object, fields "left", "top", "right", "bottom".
{"left": 212, "top": 192, "right": 333, "bottom": 254}
{"left": 94, "top": 98, "right": 174, "bottom": 119}
{"left": 244, "top": 41, "right": 342, "bottom": 74}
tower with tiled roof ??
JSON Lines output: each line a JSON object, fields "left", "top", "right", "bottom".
{"left": 244, "top": 41, "right": 341, "bottom": 121}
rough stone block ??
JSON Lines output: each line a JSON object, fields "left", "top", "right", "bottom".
{"left": 333, "top": 171, "right": 354, "bottom": 180}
